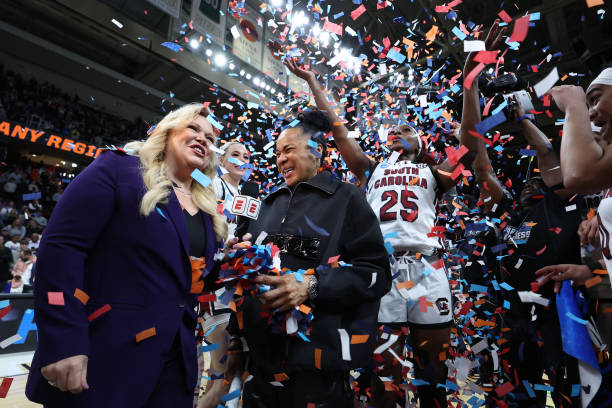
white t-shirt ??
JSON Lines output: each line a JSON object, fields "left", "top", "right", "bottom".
{"left": 213, "top": 176, "right": 240, "bottom": 239}
{"left": 597, "top": 189, "right": 612, "bottom": 285}
{"left": 366, "top": 160, "right": 442, "bottom": 252}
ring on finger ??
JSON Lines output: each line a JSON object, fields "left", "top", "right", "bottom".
{"left": 48, "top": 380, "right": 58, "bottom": 388}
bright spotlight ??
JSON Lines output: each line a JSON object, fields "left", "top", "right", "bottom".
{"left": 265, "top": 85, "right": 271, "bottom": 91}
{"left": 253, "top": 77, "right": 261, "bottom": 86}
{"left": 246, "top": 73, "right": 252, "bottom": 80}
{"left": 205, "top": 49, "right": 213, "bottom": 57}
{"left": 319, "top": 31, "right": 330, "bottom": 47}
{"left": 291, "top": 11, "right": 309, "bottom": 27}
{"left": 240, "top": 70, "right": 245, "bottom": 76}
{"left": 214, "top": 53, "right": 227, "bottom": 67}
{"left": 229, "top": 63, "right": 235, "bottom": 70}
{"left": 189, "top": 39, "right": 199, "bottom": 49}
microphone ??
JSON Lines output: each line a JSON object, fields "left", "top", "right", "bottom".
{"left": 232, "top": 181, "right": 260, "bottom": 239}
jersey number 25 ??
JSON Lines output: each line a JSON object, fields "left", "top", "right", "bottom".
{"left": 380, "top": 190, "right": 418, "bottom": 222}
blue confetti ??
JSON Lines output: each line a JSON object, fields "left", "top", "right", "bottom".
{"left": 304, "top": 215, "right": 330, "bottom": 236}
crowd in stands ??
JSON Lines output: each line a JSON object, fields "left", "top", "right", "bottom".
{"left": 0, "top": 155, "right": 71, "bottom": 293}
{"left": 0, "top": 65, "right": 146, "bottom": 147}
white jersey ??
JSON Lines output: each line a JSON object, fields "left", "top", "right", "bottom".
{"left": 366, "top": 160, "right": 441, "bottom": 252}
{"left": 213, "top": 176, "right": 240, "bottom": 239}
{"left": 597, "top": 189, "right": 612, "bottom": 285}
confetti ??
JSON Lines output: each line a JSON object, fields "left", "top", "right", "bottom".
{"left": 48, "top": 292, "right": 65, "bottom": 306}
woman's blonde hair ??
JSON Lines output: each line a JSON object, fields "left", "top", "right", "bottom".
{"left": 124, "top": 103, "right": 227, "bottom": 241}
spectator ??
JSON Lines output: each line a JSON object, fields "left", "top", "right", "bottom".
{"left": 51, "top": 188, "right": 62, "bottom": 203}
{"left": 28, "top": 232, "right": 40, "bottom": 251}
{"left": 0, "top": 236, "right": 12, "bottom": 284}
{"left": 7, "top": 218, "right": 26, "bottom": 239}
{"left": 34, "top": 213, "right": 48, "bottom": 227}
{"left": 4, "top": 177, "right": 16, "bottom": 199}
{"left": 10, "top": 248, "right": 36, "bottom": 288}
{"left": 5, "top": 233, "right": 20, "bottom": 262}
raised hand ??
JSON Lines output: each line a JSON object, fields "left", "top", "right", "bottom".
{"left": 465, "top": 19, "right": 507, "bottom": 74}
{"left": 545, "top": 85, "right": 588, "bottom": 113}
{"left": 283, "top": 57, "right": 316, "bottom": 83}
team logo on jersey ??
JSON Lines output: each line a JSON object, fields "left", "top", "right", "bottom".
{"left": 435, "top": 297, "right": 450, "bottom": 316}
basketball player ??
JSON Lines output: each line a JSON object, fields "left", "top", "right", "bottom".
{"left": 285, "top": 39, "right": 486, "bottom": 404}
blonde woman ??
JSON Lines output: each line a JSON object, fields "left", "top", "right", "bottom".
{"left": 196, "top": 141, "right": 251, "bottom": 408}
{"left": 26, "top": 103, "right": 227, "bottom": 408}
{"left": 213, "top": 141, "right": 251, "bottom": 239}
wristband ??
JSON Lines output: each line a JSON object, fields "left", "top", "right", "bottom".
{"left": 587, "top": 260, "right": 603, "bottom": 272}
{"left": 516, "top": 114, "right": 534, "bottom": 124}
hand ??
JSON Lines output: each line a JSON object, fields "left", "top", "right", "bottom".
{"left": 535, "top": 264, "right": 593, "bottom": 293}
{"left": 449, "top": 121, "right": 461, "bottom": 141}
{"left": 545, "top": 85, "right": 587, "bottom": 113}
{"left": 254, "top": 274, "right": 310, "bottom": 312}
{"left": 223, "top": 233, "right": 252, "bottom": 260}
{"left": 578, "top": 217, "right": 600, "bottom": 247}
{"left": 511, "top": 95, "right": 526, "bottom": 122}
{"left": 465, "top": 20, "right": 507, "bottom": 73}
{"left": 283, "top": 57, "right": 316, "bottom": 83}
{"left": 41, "top": 354, "right": 89, "bottom": 393}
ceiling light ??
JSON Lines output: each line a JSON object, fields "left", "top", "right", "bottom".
{"left": 253, "top": 77, "right": 261, "bottom": 85}
{"left": 205, "top": 49, "right": 213, "bottom": 57}
{"left": 265, "top": 85, "right": 271, "bottom": 91}
{"left": 240, "top": 70, "right": 245, "bottom": 76}
{"left": 229, "top": 63, "right": 235, "bottom": 70}
{"left": 246, "top": 73, "right": 252, "bottom": 80}
{"left": 214, "top": 53, "right": 227, "bottom": 67}
{"left": 189, "top": 39, "right": 199, "bottom": 49}
{"left": 291, "top": 11, "right": 309, "bottom": 27}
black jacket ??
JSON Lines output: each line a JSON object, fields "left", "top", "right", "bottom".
{"left": 229, "top": 171, "right": 391, "bottom": 377}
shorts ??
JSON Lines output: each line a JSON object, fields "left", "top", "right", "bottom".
{"left": 377, "top": 254, "right": 452, "bottom": 325}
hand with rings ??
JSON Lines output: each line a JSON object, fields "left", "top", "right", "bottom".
{"left": 41, "top": 354, "right": 89, "bottom": 394}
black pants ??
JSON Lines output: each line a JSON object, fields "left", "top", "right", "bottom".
{"left": 493, "top": 316, "right": 580, "bottom": 408}
{"left": 242, "top": 370, "right": 353, "bottom": 408}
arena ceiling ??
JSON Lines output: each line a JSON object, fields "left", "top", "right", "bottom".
{"left": 0, "top": 0, "right": 611, "bottom": 127}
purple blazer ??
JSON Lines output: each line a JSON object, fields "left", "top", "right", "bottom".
{"left": 25, "top": 151, "right": 220, "bottom": 407}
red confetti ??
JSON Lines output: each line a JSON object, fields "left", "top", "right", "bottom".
{"left": 509, "top": 16, "right": 530, "bottom": 43}
{"left": 498, "top": 10, "right": 512, "bottom": 23}
{"left": 88, "top": 304, "right": 111, "bottom": 322}
{"left": 0, "top": 377, "right": 13, "bottom": 398}
{"left": 0, "top": 305, "right": 10, "bottom": 320}
{"left": 495, "top": 381, "right": 516, "bottom": 397}
{"left": 48, "top": 292, "right": 65, "bottom": 306}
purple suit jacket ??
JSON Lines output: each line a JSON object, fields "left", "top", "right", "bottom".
{"left": 25, "top": 151, "right": 220, "bottom": 407}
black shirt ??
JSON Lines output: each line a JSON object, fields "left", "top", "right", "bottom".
{"left": 183, "top": 209, "right": 206, "bottom": 258}
{"left": 465, "top": 190, "right": 582, "bottom": 317}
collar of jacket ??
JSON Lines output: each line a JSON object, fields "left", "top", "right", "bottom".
{"left": 269, "top": 170, "right": 340, "bottom": 198}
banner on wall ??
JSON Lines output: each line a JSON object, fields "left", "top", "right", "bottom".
{"left": 262, "top": 28, "right": 287, "bottom": 84}
{"left": 191, "top": 0, "right": 228, "bottom": 45}
{"left": 146, "top": 0, "right": 182, "bottom": 19}
{"left": 229, "top": 4, "right": 264, "bottom": 71}
{"left": 0, "top": 121, "right": 103, "bottom": 159}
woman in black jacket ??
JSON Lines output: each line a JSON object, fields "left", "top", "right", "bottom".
{"left": 227, "top": 110, "right": 391, "bottom": 407}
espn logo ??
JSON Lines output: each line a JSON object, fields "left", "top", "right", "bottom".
{"left": 230, "top": 195, "right": 261, "bottom": 220}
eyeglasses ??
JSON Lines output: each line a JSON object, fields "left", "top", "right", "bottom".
{"left": 264, "top": 234, "right": 321, "bottom": 260}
